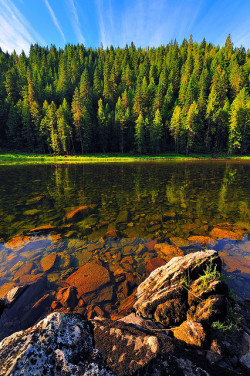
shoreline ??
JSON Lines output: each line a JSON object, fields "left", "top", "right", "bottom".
{"left": 0, "top": 152, "right": 250, "bottom": 165}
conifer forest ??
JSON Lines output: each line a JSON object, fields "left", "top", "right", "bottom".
{"left": 0, "top": 35, "right": 249, "bottom": 155}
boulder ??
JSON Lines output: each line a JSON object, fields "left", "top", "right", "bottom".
{"left": 92, "top": 318, "right": 171, "bottom": 376}
{"left": 188, "top": 277, "right": 228, "bottom": 306}
{"left": 66, "top": 262, "right": 110, "bottom": 296}
{"left": 4, "top": 285, "right": 28, "bottom": 306}
{"left": 172, "top": 320, "right": 207, "bottom": 347}
{"left": 116, "top": 210, "right": 129, "bottom": 224}
{"left": 134, "top": 250, "right": 221, "bottom": 325}
{"left": 144, "top": 239, "right": 157, "bottom": 251}
{"left": 0, "top": 312, "right": 114, "bottom": 376}
{"left": 106, "top": 229, "right": 118, "bottom": 239}
{"left": 188, "top": 295, "right": 228, "bottom": 324}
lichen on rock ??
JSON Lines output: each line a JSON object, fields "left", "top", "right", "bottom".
{"left": 0, "top": 312, "right": 114, "bottom": 376}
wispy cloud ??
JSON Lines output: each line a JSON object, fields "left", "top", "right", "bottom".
{"left": 67, "top": 0, "right": 85, "bottom": 44}
{"left": 94, "top": 0, "right": 208, "bottom": 49}
{"left": 44, "top": 0, "right": 66, "bottom": 42}
{"left": 0, "top": 0, "right": 44, "bottom": 54}
{"left": 95, "top": 0, "right": 111, "bottom": 48}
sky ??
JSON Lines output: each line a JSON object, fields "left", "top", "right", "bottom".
{"left": 0, "top": 0, "right": 249, "bottom": 54}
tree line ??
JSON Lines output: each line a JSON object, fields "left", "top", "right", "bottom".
{"left": 0, "top": 35, "right": 249, "bottom": 155}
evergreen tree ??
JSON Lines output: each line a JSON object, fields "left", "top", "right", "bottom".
{"left": 170, "top": 106, "right": 182, "bottom": 153}
{"left": 228, "top": 88, "right": 250, "bottom": 153}
{"left": 135, "top": 114, "right": 145, "bottom": 154}
{"left": 150, "top": 109, "right": 164, "bottom": 153}
{"left": 0, "top": 36, "right": 249, "bottom": 155}
{"left": 97, "top": 98, "right": 108, "bottom": 152}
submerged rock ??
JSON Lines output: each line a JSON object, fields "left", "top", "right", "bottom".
{"left": 145, "top": 257, "right": 166, "bottom": 275}
{"left": 28, "top": 224, "right": 56, "bottom": 235}
{"left": 66, "top": 205, "right": 96, "bottom": 221}
{"left": 210, "top": 224, "right": 245, "bottom": 241}
{"left": 66, "top": 262, "right": 110, "bottom": 296}
{"left": 40, "top": 252, "right": 57, "bottom": 271}
{"left": 155, "top": 243, "right": 183, "bottom": 261}
{"left": 0, "top": 312, "right": 114, "bottom": 376}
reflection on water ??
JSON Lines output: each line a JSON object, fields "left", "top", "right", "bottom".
{"left": 0, "top": 161, "right": 249, "bottom": 331}
{"left": 0, "top": 161, "right": 249, "bottom": 241}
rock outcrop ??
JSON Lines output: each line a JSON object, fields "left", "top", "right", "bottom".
{"left": 134, "top": 250, "right": 223, "bottom": 327}
{"left": 0, "top": 312, "right": 114, "bottom": 376}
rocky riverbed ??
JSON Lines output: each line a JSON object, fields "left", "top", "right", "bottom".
{"left": 0, "top": 250, "right": 249, "bottom": 375}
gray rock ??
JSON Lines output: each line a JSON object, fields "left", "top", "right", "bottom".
{"left": 134, "top": 250, "right": 220, "bottom": 325}
{"left": 0, "top": 312, "right": 114, "bottom": 376}
{"left": 240, "top": 352, "right": 250, "bottom": 373}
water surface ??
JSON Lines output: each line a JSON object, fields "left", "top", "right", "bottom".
{"left": 0, "top": 161, "right": 249, "bottom": 332}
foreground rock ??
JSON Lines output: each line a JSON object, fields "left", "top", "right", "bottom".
{"left": 0, "top": 312, "right": 114, "bottom": 376}
{"left": 0, "top": 310, "right": 239, "bottom": 376}
{"left": 92, "top": 317, "right": 221, "bottom": 376}
{"left": 134, "top": 250, "right": 222, "bottom": 327}
{"left": 0, "top": 250, "right": 249, "bottom": 375}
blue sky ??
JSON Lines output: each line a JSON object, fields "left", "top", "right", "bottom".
{"left": 0, "top": 0, "right": 249, "bottom": 54}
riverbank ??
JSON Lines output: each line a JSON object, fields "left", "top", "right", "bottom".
{"left": 0, "top": 251, "right": 249, "bottom": 375}
{"left": 0, "top": 151, "right": 250, "bottom": 165}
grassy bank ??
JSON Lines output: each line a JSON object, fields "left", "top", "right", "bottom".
{"left": 0, "top": 151, "right": 250, "bottom": 165}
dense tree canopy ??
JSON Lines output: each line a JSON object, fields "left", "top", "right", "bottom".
{"left": 0, "top": 35, "right": 249, "bottom": 154}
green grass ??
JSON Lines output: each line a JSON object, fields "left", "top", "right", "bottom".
{"left": 0, "top": 151, "right": 249, "bottom": 165}
{"left": 199, "top": 263, "right": 221, "bottom": 291}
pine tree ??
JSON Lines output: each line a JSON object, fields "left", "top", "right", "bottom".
{"left": 170, "top": 105, "right": 182, "bottom": 153}
{"left": 6, "top": 101, "right": 21, "bottom": 147}
{"left": 97, "top": 98, "right": 108, "bottom": 152}
{"left": 228, "top": 88, "right": 250, "bottom": 154}
{"left": 185, "top": 101, "right": 198, "bottom": 154}
{"left": 150, "top": 109, "right": 164, "bottom": 153}
{"left": 56, "top": 98, "right": 71, "bottom": 153}
{"left": 135, "top": 114, "right": 145, "bottom": 154}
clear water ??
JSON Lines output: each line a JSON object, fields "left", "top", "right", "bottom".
{"left": 0, "top": 161, "right": 249, "bottom": 321}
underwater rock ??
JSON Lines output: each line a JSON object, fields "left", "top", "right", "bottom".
{"left": 66, "top": 262, "right": 110, "bottom": 296}
{"left": 170, "top": 237, "right": 190, "bottom": 248}
{"left": 29, "top": 224, "right": 56, "bottom": 235}
{"left": 66, "top": 205, "right": 96, "bottom": 221}
{"left": 40, "top": 252, "right": 57, "bottom": 272}
{"left": 116, "top": 210, "right": 129, "bottom": 224}
{"left": 210, "top": 224, "right": 245, "bottom": 241}
{"left": 188, "top": 236, "right": 213, "bottom": 247}
{"left": 145, "top": 257, "right": 166, "bottom": 275}
{"left": 13, "top": 262, "right": 34, "bottom": 281}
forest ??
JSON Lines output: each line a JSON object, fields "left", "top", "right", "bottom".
{"left": 0, "top": 35, "right": 249, "bottom": 155}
